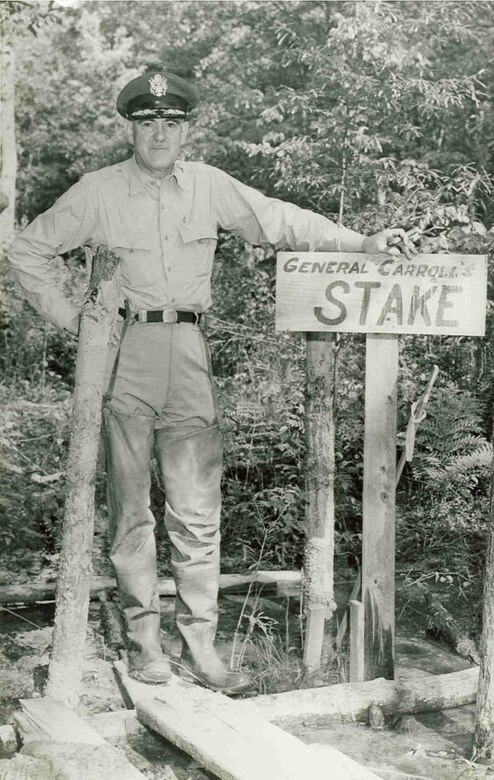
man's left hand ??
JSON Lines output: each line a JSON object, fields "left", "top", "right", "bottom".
{"left": 362, "top": 229, "right": 417, "bottom": 261}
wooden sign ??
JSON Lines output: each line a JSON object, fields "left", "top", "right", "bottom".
{"left": 276, "top": 253, "right": 487, "bottom": 336}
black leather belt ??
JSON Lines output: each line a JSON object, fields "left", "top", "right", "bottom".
{"left": 118, "top": 307, "right": 202, "bottom": 325}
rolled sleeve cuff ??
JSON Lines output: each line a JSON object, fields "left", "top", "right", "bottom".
{"left": 49, "top": 298, "right": 81, "bottom": 331}
{"left": 333, "top": 227, "right": 366, "bottom": 253}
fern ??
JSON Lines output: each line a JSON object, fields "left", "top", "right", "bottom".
{"left": 444, "top": 443, "right": 493, "bottom": 476}
{"left": 409, "top": 383, "right": 491, "bottom": 488}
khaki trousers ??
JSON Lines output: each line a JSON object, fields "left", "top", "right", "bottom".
{"left": 102, "top": 321, "right": 222, "bottom": 661}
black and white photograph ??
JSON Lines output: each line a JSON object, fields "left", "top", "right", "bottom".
{"left": 0, "top": 1, "right": 493, "bottom": 777}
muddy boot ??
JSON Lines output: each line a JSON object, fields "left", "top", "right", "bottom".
{"left": 103, "top": 408, "right": 170, "bottom": 685}
{"left": 126, "top": 612, "right": 171, "bottom": 684}
{"left": 179, "top": 633, "right": 251, "bottom": 695}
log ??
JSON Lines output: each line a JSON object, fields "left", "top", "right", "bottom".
{"left": 0, "top": 570, "right": 301, "bottom": 605}
{"left": 98, "top": 592, "right": 126, "bottom": 650}
{"left": 237, "top": 667, "right": 480, "bottom": 726}
{"left": 45, "top": 247, "right": 121, "bottom": 708}
{"left": 136, "top": 684, "right": 381, "bottom": 780}
{"left": 0, "top": 576, "right": 114, "bottom": 604}
{"left": 303, "top": 333, "right": 337, "bottom": 673}
{"left": 473, "top": 455, "right": 494, "bottom": 761}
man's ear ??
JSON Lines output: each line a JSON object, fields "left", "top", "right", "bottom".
{"left": 125, "top": 121, "right": 134, "bottom": 146}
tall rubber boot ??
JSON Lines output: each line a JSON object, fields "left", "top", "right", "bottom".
{"left": 103, "top": 407, "right": 171, "bottom": 683}
{"left": 155, "top": 425, "right": 250, "bottom": 694}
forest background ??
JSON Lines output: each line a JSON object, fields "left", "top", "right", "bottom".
{"left": 1, "top": 0, "right": 493, "bottom": 649}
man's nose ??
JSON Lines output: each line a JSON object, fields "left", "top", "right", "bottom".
{"left": 153, "top": 121, "right": 167, "bottom": 140}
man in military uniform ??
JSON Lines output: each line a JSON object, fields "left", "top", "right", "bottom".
{"left": 8, "top": 71, "right": 412, "bottom": 692}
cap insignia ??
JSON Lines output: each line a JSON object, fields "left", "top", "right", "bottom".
{"left": 148, "top": 74, "right": 168, "bottom": 97}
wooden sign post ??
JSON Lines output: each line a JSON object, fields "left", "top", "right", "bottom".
{"left": 362, "top": 333, "right": 397, "bottom": 680}
{"left": 276, "top": 251, "right": 487, "bottom": 677}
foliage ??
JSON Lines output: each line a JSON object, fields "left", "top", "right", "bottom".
{"left": 396, "top": 383, "right": 491, "bottom": 605}
{"left": 1, "top": 1, "right": 493, "bottom": 643}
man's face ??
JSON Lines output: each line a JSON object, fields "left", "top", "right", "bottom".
{"left": 127, "top": 118, "right": 189, "bottom": 177}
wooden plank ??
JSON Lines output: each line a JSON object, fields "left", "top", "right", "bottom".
{"left": 87, "top": 709, "right": 141, "bottom": 741}
{"left": 276, "top": 252, "right": 488, "bottom": 336}
{"left": 238, "top": 667, "right": 479, "bottom": 725}
{"left": 303, "top": 333, "right": 337, "bottom": 673}
{"left": 0, "top": 570, "right": 301, "bottom": 605}
{"left": 362, "top": 334, "right": 398, "bottom": 680}
{"left": 136, "top": 685, "right": 381, "bottom": 780}
{"left": 349, "top": 600, "right": 364, "bottom": 682}
{"left": 15, "top": 698, "right": 146, "bottom": 779}
{"left": 18, "top": 698, "right": 107, "bottom": 745}
{"left": 113, "top": 657, "right": 189, "bottom": 708}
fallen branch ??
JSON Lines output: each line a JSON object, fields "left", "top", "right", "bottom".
{"left": 0, "top": 570, "right": 301, "bottom": 605}
{"left": 426, "top": 591, "right": 480, "bottom": 665}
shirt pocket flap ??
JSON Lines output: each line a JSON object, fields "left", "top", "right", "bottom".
{"left": 177, "top": 221, "right": 217, "bottom": 244}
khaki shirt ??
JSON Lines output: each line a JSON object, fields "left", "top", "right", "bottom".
{"left": 8, "top": 157, "right": 366, "bottom": 330}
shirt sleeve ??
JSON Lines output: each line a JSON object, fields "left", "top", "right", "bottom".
{"left": 7, "top": 178, "right": 97, "bottom": 330}
{"left": 211, "top": 168, "right": 366, "bottom": 252}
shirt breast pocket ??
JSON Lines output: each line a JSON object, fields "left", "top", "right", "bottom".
{"left": 176, "top": 222, "right": 218, "bottom": 276}
{"left": 113, "top": 241, "right": 160, "bottom": 288}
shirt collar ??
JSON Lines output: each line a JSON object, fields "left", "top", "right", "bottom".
{"left": 128, "top": 156, "right": 189, "bottom": 195}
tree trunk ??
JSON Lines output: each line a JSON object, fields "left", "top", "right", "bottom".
{"left": 0, "top": 35, "right": 16, "bottom": 245}
{"left": 303, "top": 333, "right": 337, "bottom": 672}
{"left": 45, "top": 247, "right": 120, "bottom": 708}
{"left": 473, "top": 454, "right": 494, "bottom": 762}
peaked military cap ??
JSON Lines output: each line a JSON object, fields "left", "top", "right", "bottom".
{"left": 117, "top": 71, "right": 198, "bottom": 120}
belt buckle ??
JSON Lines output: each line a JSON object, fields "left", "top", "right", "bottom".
{"left": 137, "top": 310, "right": 148, "bottom": 323}
{"left": 162, "top": 310, "right": 178, "bottom": 324}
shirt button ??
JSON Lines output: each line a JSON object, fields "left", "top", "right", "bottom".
{"left": 167, "top": 266, "right": 172, "bottom": 271}
{"left": 164, "top": 235, "right": 168, "bottom": 241}
{"left": 161, "top": 205, "right": 165, "bottom": 210}
{"left": 129, "top": 249, "right": 134, "bottom": 254}
{"left": 182, "top": 217, "right": 187, "bottom": 223}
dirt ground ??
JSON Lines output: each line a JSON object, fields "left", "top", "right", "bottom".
{"left": 0, "top": 575, "right": 493, "bottom": 780}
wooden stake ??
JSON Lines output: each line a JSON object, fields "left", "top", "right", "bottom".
{"left": 45, "top": 247, "right": 120, "bottom": 707}
{"left": 473, "top": 454, "right": 494, "bottom": 762}
{"left": 303, "top": 333, "right": 337, "bottom": 672}
{"left": 349, "top": 600, "right": 364, "bottom": 682}
{"left": 362, "top": 334, "right": 398, "bottom": 681}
